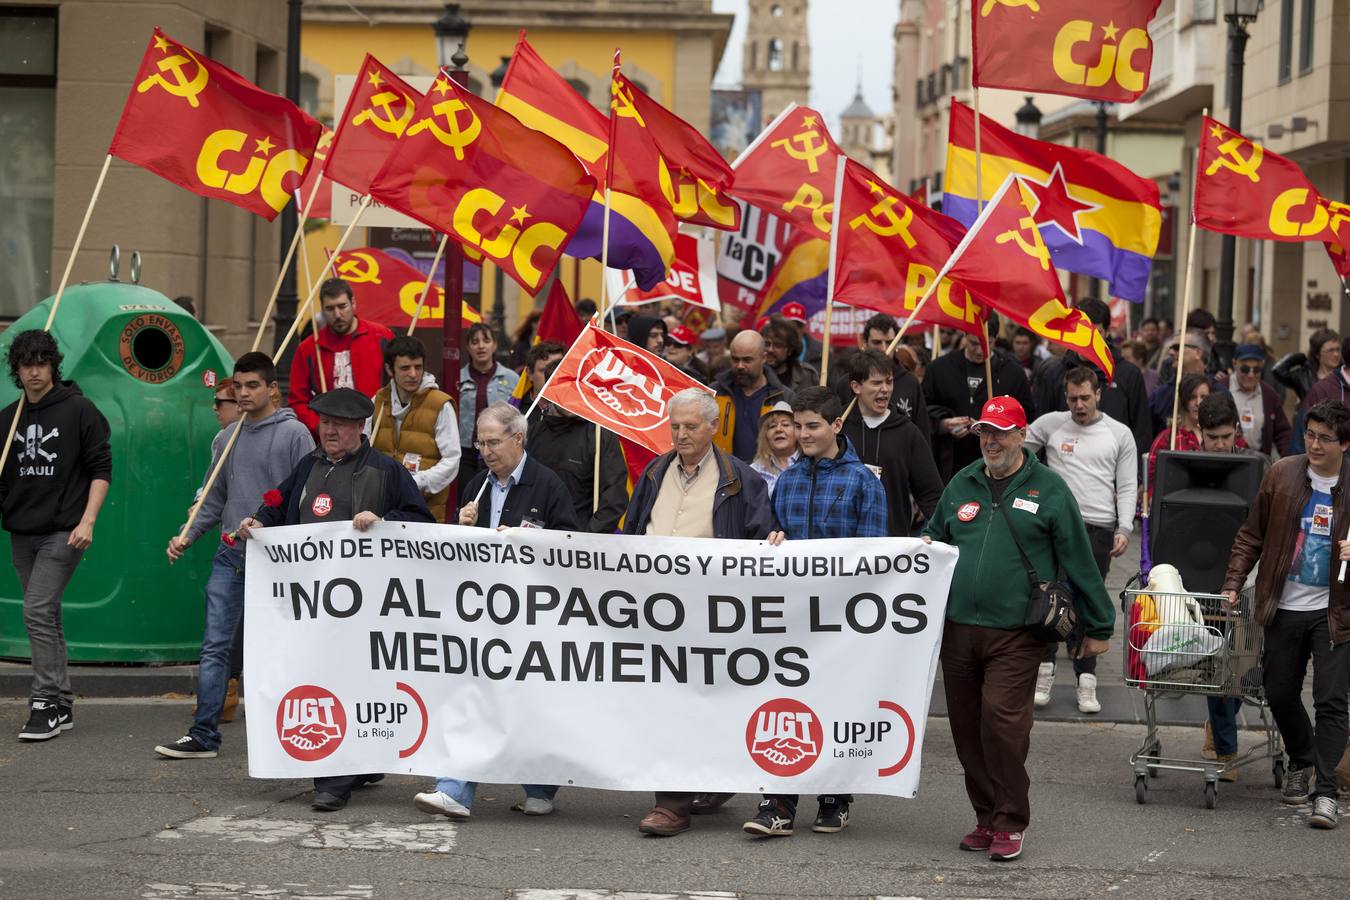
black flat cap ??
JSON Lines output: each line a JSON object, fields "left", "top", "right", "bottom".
{"left": 311, "top": 387, "right": 374, "bottom": 420}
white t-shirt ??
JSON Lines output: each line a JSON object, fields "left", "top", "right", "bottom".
{"left": 1023, "top": 410, "right": 1137, "bottom": 532}
{"left": 861, "top": 412, "right": 888, "bottom": 429}
{"left": 1278, "top": 468, "right": 1338, "bottom": 612}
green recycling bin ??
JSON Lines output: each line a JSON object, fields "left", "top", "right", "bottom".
{"left": 0, "top": 280, "right": 233, "bottom": 662}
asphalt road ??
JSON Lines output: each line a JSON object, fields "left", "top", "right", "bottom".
{"left": 1, "top": 699, "right": 1345, "bottom": 900}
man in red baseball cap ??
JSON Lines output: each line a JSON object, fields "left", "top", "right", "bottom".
{"left": 922, "top": 394, "right": 1113, "bottom": 862}
{"left": 663, "top": 325, "right": 709, "bottom": 382}
{"left": 779, "top": 302, "right": 823, "bottom": 371}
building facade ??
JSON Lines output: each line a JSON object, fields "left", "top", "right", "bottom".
{"left": 740, "top": 0, "right": 810, "bottom": 120}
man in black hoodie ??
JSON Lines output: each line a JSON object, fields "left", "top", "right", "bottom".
{"left": 1, "top": 330, "right": 111, "bottom": 742}
{"left": 842, "top": 350, "right": 943, "bottom": 535}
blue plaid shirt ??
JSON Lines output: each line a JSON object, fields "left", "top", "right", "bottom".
{"left": 772, "top": 437, "right": 888, "bottom": 540}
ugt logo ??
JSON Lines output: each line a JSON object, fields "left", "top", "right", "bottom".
{"left": 745, "top": 698, "right": 823, "bottom": 777}
{"left": 577, "top": 348, "right": 668, "bottom": 432}
{"left": 276, "top": 685, "right": 346, "bottom": 762}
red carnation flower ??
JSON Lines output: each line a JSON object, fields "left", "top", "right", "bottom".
{"left": 263, "top": 489, "right": 283, "bottom": 508}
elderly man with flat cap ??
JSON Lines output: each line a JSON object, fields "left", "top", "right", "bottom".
{"left": 238, "top": 387, "right": 433, "bottom": 811}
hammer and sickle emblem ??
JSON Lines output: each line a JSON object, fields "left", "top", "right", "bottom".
{"left": 405, "top": 99, "right": 482, "bottom": 161}
{"left": 352, "top": 90, "right": 415, "bottom": 136}
{"left": 195, "top": 129, "right": 309, "bottom": 214}
{"left": 771, "top": 123, "right": 831, "bottom": 174}
{"left": 1205, "top": 136, "right": 1264, "bottom": 183}
{"left": 610, "top": 81, "right": 646, "bottom": 127}
{"left": 996, "top": 214, "right": 1053, "bottom": 270}
{"left": 137, "top": 45, "right": 209, "bottom": 108}
{"left": 336, "top": 253, "right": 382, "bottom": 285}
{"left": 848, "top": 183, "right": 917, "bottom": 248}
{"left": 452, "top": 188, "right": 566, "bottom": 290}
{"left": 981, "top": 0, "right": 1039, "bottom": 15}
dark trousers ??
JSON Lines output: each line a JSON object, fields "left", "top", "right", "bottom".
{"left": 653, "top": 792, "right": 693, "bottom": 816}
{"left": 1042, "top": 523, "right": 1115, "bottom": 677}
{"left": 313, "top": 774, "right": 381, "bottom": 802}
{"left": 943, "top": 620, "right": 1046, "bottom": 832}
{"left": 1262, "top": 609, "right": 1350, "bottom": 799}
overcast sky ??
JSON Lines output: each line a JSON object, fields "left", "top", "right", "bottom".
{"left": 711, "top": 0, "right": 899, "bottom": 129}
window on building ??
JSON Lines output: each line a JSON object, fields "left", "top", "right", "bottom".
{"left": 770, "top": 3, "right": 783, "bottom": 16}
{"left": 0, "top": 7, "right": 58, "bottom": 317}
{"left": 768, "top": 38, "right": 784, "bottom": 72}
{"left": 749, "top": 41, "right": 757, "bottom": 71}
{"left": 1298, "top": 0, "right": 1315, "bottom": 74}
{"left": 1278, "top": 0, "right": 1294, "bottom": 82}
{"left": 792, "top": 41, "right": 799, "bottom": 71}
{"left": 300, "top": 72, "right": 320, "bottom": 117}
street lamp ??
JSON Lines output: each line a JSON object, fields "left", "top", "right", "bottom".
{"left": 1215, "top": 0, "right": 1263, "bottom": 371}
{"left": 433, "top": 3, "right": 470, "bottom": 68}
{"left": 274, "top": 0, "right": 305, "bottom": 378}
{"left": 1014, "top": 96, "right": 1042, "bottom": 138}
{"left": 488, "top": 55, "right": 512, "bottom": 341}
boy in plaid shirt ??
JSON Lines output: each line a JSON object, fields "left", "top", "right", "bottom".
{"left": 744, "top": 386, "right": 888, "bottom": 838}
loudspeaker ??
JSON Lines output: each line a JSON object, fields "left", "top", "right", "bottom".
{"left": 1149, "top": 451, "right": 1268, "bottom": 593}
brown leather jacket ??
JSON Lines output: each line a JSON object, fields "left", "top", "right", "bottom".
{"left": 1222, "top": 454, "right": 1350, "bottom": 643}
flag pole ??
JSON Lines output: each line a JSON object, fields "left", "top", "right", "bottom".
{"left": 1170, "top": 137, "right": 1204, "bottom": 452}
{"left": 293, "top": 189, "right": 326, "bottom": 395}
{"left": 594, "top": 49, "right": 623, "bottom": 513}
{"left": 252, "top": 174, "right": 323, "bottom": 352}
{"left": 819, "top": 155, "right": 847, "bottom": 386}
{"left": 971, "top": 88, "right": 994, "bottom": 401}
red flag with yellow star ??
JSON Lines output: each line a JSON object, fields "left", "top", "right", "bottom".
{"left": 728, "top": 104, "right": 842, "bottom": 241}
{"left": 973, "top": 0, "right": 1162, "bottom": 103}
{"left": 1195, "top": 115, "right": 1350, "bottom": 245}
{"left": 324, "top": 54, "right": 424, "bottom": 196}
{"left": 108, "top": 28, "right": 322, "bottom": 220}
{"left": 367, "top": 72, "right": 596, "bottom": 294}
{"left": 945, "top": 175, "right": 1114, "bottom": 378}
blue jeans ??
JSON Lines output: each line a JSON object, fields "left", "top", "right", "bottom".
{"left": 188, "top": 544, "right": 245, "bottom": 750}
{"left": 1208, "top": 696, "right": 1242, "bottom": 756}
{"left": 433, "top": 777, "right": 558, "bottom": 810}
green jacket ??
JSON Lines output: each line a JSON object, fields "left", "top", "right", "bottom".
{"left": 922, "top": 449, "right": 1115, "bottom": 640}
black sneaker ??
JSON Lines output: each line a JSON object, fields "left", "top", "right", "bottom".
{"left": 56, "top": 702, "right": 73, "bottom": 732}
{"left": 312, "top": 791, "right": 348, "bottom": 812}
{"left": 813, "top": 794, "right": 852, "bottom": 833}
{"left": 1283, "top": 767, "right": 1311, "bottom": 805}
{"left": 742, "top": 799, "right": 795, "bottom": 837}
{"left": 154, "top": 735, "right": 219, "bottom": 759}
{"left": 18, "top": 699, "right": 62, "bottom": 741}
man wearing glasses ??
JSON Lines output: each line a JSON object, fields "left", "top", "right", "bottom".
{"left": 1225, "top": 343, "right": 1291, "bottom": 459}
{"left": 1223, "top": 400, "right": 1350, "bottom": 829}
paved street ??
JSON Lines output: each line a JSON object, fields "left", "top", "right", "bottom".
{"left": 1, "top": 698, "right": 1346, "bottom": 900}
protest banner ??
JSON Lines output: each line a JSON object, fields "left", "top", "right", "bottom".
{"left": 243, "top": 522, "right": 955, "bottom": 798}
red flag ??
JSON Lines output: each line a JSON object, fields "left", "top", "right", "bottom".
{"left": 325, "top": 55, "right": 423, "bottom": 196}
{"left": 973, "top": 0, "right": 1162, "bottom": 103}
{"left": 540, "top": 324, "right": 712, "bottom": 455}
{"left": 294, "top": 125, "right": 334, "bottom": 218}
{"left": 610, "top": 64, "right": 740, "bottom": 232}
{"left": 729, "top": 104, "right": 842, "bottom": 240}
{"left": 607, "top": 233, "right": 720, "bottom": 310}
{"left": 1327, "top": 241, "right": 1350, "bottom": 279}
{"left": 367, "top": 73, "right": 596, "bottom": 294}
{"left": 108, "top": 28, "right": 322, "bottom": 220}
{"left": 536, "top": 279, "right": 584, "bottom": 347}
{"left": 946, "top": 176, "right": 1114, "bottom": 378}
{"left": 1195, "top": 115, "right": 1350, "bottom": 245}
{"left": 329, "top": 247, "right": 436, "bottom": 330}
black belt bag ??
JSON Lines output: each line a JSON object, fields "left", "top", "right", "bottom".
{"left": 998, "top": 501, "right": 1077, "bottom": 643}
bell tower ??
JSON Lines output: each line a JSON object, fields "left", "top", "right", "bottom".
{"left": 741, "top": 1, "right": 811, "bottom": 118}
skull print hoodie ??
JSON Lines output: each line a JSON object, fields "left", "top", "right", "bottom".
{"left": 0, "top": 381, "right": 112, "bottom": 535}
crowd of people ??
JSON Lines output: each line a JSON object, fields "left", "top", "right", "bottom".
{"left": 4, "top": 278, "right": 1350, "bottom": 861}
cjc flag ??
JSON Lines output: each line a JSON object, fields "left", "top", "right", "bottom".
{"left": 367, "top": 73, "right": 595, "bottom": 294}
{"left": 109, "top": 28, "right": 323, "bottom": 220}
{"left": 944, "top": 100, "right": 1161, "bottom": 301}
{"left": 729, "top": 103, "right": 842, "bottom": 241}
{"left": 946, "top": 175, "right": 1114, "bottom": 378}
{"left": 540, "top": 324, "right": 713, "bottom": 455}
{"left": 973, "top": 0, "right": 1162, "bottom": 103}
{"left": 1194, "top": 115, "right": 1349, "bottom": 246}
{"left": 324, "top": 54, "right": 424, "bottom": 196}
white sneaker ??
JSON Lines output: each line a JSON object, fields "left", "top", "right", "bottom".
{"left": 522, "top": 797, "right": 555, "bottom": 816}
{"left": 1034, "top": 662, "right": 1055, "bottom": 708}
{"left": 1076, "top": 673, "right": 1101, "bottom": 714}
{"left": 413, "top": 790, "right": 471, "bottom": 820}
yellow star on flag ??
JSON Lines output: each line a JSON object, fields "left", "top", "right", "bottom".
{"left": 254, "top": 136, "right": 275, "bottom": 155}
{"left": 1210, "top": 124, "right": 1226, "bottom": 140}
{"left": 509, "top": 205, "right": 531, "bottom": 225}
{"left": 1102, "top": 21, "right": 1119, "bottom": 41}
{"left": 432, "top": 77, "right": 452, "bottom": 97}
{"left": 367, "top": 70, "right": 384, "bottom": 90}
{"left": 802, "top": 115, "right": 819, "bottom": 128}
{"left": 153, "top": 34, "right": 171, "bottom": 52}
{"left": 865, "top": 179, "right": 887, "bottom": 196}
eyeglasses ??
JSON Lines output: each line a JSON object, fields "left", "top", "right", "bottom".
{"left": 1236, "top": 365, "right": 1262, "bottom": 374}
{"left": 473, "top": 436, "right": 516, "bottom": 451}
{"left": 212, "top": 399, "right": 237, "bottom": 409}
{"left": 1304, "top": 430, "right": 1341, "bottom": 446}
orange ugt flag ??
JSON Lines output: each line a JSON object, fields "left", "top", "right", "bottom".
{"left": 946, "top": 176, "right": 1114, "bottom": 378}
{"left": 540, "top": 324, "right": 712, "bottom": 455}
{"left": 325, "top": 55, "right": 424, "bottom": 196}
{"left": 109, "top": 28, "right": 322, "bottom": 220}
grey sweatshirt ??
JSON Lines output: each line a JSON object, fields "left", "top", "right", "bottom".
{"left": 186, "top": 407, "right": 315, "bottom": 544}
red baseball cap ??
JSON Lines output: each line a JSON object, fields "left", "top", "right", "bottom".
{"left": 781, "top": 302, "right": 808, "bottom": 324}
{"left": 667, "top": 325, "right": 696, "bottom": 346}
{"left": 973, "top": 396, "right": 1027, "bottom": 431}
{"left": 753, "top": 316, "right": 771, "bottom": 332}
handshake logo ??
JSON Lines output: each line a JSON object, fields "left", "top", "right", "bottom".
{"left": 276, "top": 685, "right": 346, "bottom": 762}
{"left": 745, "top": 698, "right": 823, "bottom": 777}
{"left": 577, "top": 348, "right": 668, "bottom": 432}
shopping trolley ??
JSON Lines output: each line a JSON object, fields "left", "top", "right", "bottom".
{"left": 1121, "top": 579, "right": 1285, "bottom": 809}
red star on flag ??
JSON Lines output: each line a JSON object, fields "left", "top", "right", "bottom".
{"left": 1023, "top": 163, "right": 1098, "bottom": 244}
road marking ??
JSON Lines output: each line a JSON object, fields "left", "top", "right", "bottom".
{"left": 142, "top": 883, "right": 373, "bottom": 899}
{"left": 157, "top": 816, "right": 456, "bottom": 853}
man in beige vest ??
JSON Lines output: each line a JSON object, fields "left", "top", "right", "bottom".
{"left": 621, "top": 388, "right": 778, "bottom": 837}
{"left": 366, "top": 336, "right": 460, "bottom": 522}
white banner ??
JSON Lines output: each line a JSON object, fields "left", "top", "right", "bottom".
{"left": 244, "top": 523, "right": 955, "bottom": 798}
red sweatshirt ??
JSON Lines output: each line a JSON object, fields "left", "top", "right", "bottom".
{"left": 287, "top": 319, "right": 393, "bottom": 435}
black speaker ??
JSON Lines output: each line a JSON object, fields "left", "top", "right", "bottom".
{"left": 1149, "top": 451, "right": 1268, "bottom": 593}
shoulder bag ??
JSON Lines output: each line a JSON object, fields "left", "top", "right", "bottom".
{"left": 998, "top": 501, "right": 1078, "bottom": 642}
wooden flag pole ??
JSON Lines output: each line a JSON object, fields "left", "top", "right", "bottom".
{"left": 252, "top": 175, "right": 324, "bottom": 352}
{"left": 1170, "top": 138, "right": 1204, "bottom": 452}
{"left": 840, "top": 272, "right": 946, "bottom": 423}
{"left": 593, "top": 184, "right": 616, "bottom": 514}
{"left": 0, "top": 153, "right": 114, "bottom": 482}
{"left": 292, "top": 189, "right": 326, "bottom": 395}
{"left": 819, "top": 155, "right": 848, "bottom": 386}
{"left": 971, "top": 88, "right": 994, "bottom": 402}
{"left": 174, "top": 419, "right": 244, "bottom": 546}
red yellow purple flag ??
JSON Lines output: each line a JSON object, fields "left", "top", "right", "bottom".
{"left": 973, "top": 0, "right": 1162, "bottom": 103}
{"left": 367, "top": 72, "right": 595, "bottom": 294}
{"left": 324, "top": 54, "right": 423, "bottom": 196}
{"left": 1195, "top": 115, "right": 1350, "bottom": 245}
{"left": 108, "top": 28, "right": 322, "bottom": 220}
{"left": 728, "top": 104, "right": 842, "bottom": 240}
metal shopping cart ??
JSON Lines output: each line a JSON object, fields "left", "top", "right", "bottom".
{"left": 1121, "top": 579, "right": 1285, "bottom": 809}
